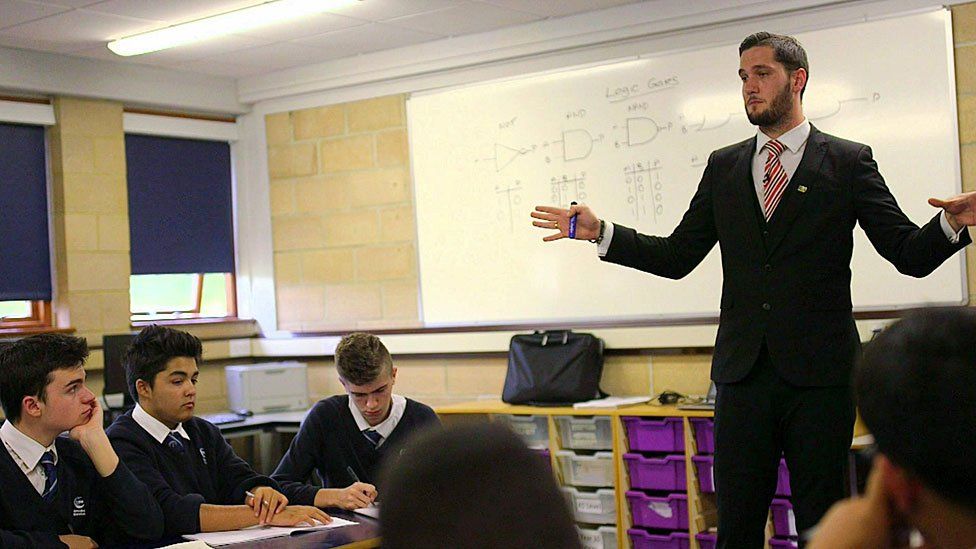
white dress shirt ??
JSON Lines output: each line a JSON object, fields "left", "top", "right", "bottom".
{"left": 132, "top": 403, "right": 190, "bottom": 444}
{"left": 347, "top": 394, "right": 406, "bottom": 448}
{"left": 599, "top": 118, "right": 961, "bottom": 255}
{"left": 1, "top": 420, "right": 58, "bottom": 495}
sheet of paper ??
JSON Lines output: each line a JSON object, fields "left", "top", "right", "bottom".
{"left": 183, "top": 517, "right": 356, "bottom": 546}
{"left": 352, "top": 503, "right": 380, "bottom": 519}
{"left": 573, "top": 396, "right": 650, "bottom": 409}
{"left": 160, "top": 542, "right": 211, "bottom": 549}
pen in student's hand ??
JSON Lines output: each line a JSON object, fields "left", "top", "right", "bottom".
{"left": 346, "top": 466, "right": 361, "bottom": 483}
{"left": 245, "top": 490, "right": 271, "bottom": 507}
{"left": 569, "top": 201, "right": 579, "bottom": 239}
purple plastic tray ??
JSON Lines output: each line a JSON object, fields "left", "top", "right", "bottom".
{"left": 695, "top": 533, "right": 717, "bottom": 549}
{"left": 690, "top": 418, "right": 714, "bottom": 453}
{"left": 626, "top": 491, "right": 688, "bottom": 530}
{"left": 770, "top": 498, "right": 796, "bottom": 537}
{"left": 628, "top": 529, "right": 691, "bottom": 549}
{"left": 622, "top": 416, "right": 685, "bottom": 452}
{"left": 692, "top": 454, "right": 715, "bottom": 493}
{"left": 624, "top": 453, "right": 687, "bottom": 491}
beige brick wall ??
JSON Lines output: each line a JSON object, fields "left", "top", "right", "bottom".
{"left": 953, "top": 2, "right": 976, "bottom": 302}
{"left": 267, "top": 95, "right": 419, "bottom": 332}
{"left": 49, "top": 97, "right": 132, "bottom": 345}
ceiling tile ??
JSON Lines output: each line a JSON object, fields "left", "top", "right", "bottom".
{"left": 174, "top": 57, "right": 267, "bottom": 77}
{"left": 235, "top": 11, "right": 367, "bottom": 41}
{"left": 39, "top": 0, "right": 105, "bottom": 7}
{"left": 479, "top": 0, "right": 646, "bottom": 18}
{"left": 83, "top": 0, "right": 261, "bottom": 23}
{"left": 0, "top": 8, "right": 161, "bottom": 53}
{"left": 0, "top": 1, "right": 70, "bottom": 30}
{"left": 194, "top": 41, "right": 338, "bottom": 72}
{"left": 385, "top": 3, "right": 541, "bottom": 36}
{"left": 327, "top": 0, "right": 466, "bottom": 22}
{"left": 293, "top": 22, "right": 442, "bottom": 59}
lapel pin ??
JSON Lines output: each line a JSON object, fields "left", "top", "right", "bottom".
{"left": 797, "top": 185, "right": 808, "bottom": 193}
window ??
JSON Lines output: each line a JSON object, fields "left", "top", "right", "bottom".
{"left": 0, "top": 122, "right": 52, "bottom": 332}
{"left": 0, "top": 301, "right": 52, "bottom": 330}
{"left": 125, "top": 134, "right": 236, "bottom": 322}
{"left": 129, "top": 273, "right": 235, "bottom": 321}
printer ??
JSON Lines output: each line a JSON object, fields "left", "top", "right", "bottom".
{"left": 225, "top": 362, "right": 309, "bottom": 414}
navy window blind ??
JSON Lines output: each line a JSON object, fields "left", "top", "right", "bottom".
{"left": 0, "top": 123, "right": 51, "bottom": 301}
{"left": 125, "top": 134, "right": 235, "bottom": 275}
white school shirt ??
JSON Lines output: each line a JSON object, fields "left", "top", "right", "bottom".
{"left": 0, "top": 420, "right": 58, "bottom": 495}
{"left": 132, "top": 403, "right": 190, "bottom": 444}
{"left": 347, "top": 394, "right": 406, "bottom": 448}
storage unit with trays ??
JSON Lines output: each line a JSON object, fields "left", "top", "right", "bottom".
{"left": 621, "top": 416, "right": 693, "bottom": 549}
{"left": 555, "top": 414, "right": 619, "bottom": 549}
{"left": 434, "top": 400, "right": 716, "bottom": 549}
{"left": 689, "top": 418, "right": 797, "bottom": 549}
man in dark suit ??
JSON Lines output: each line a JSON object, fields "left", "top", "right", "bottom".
{"left": 532, "top": 32, "right": 975, "bottom": 548}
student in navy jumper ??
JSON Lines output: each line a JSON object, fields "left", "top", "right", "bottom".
{"left": 106, "top": 325, "right": 329, "bottom": 537}
{"left": 272, "top": 332, "right": 440, "bottom": 509}
{"left": 0, "top": 334, "right": 163, "bottom": 548}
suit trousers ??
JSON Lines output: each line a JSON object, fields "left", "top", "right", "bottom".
{"left": 713, "top": 343, "right": 855, "bottom": 548}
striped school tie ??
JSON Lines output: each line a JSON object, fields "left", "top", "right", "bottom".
{"left": 39, "top": 450, "right": 58, "bottom": 502}
{"left": 761, "top": 139, "right": 790, "bottom": 220}
{"left": 362, "top": 429, "right": 383, "bottom": 448}
{"left": 165, "top": 432, "right": 185, "bottom": 452}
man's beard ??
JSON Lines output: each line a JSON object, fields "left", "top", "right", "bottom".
{"left": 746, "top": 81, "right": 793, "bottom": 127}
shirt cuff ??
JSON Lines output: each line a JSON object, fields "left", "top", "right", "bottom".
{"left": 597, "top": 222, "right": 614, "bottom": 257}
{"left": 940, "top": 211, "right": 964, "bottom": 244}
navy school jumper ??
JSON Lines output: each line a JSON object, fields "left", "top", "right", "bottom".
{"left": 0, "top": 429, "right": 164, "bottom": 548}
{"left": 272, "top": 395, "right": 440, "bottom": 505}
{"left": 106, "top": 411, "right": 278, "bottom": 537}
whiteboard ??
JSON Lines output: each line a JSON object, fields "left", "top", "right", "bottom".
{"left": 408, "top": 11, "right": 966, "bottom": 327}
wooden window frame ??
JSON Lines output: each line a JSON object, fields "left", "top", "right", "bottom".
{"left": 0, "top": 301, "right": 55, "bottom": 334}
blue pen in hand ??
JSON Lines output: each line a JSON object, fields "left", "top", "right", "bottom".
{"left": 569, "top": 201, "right": 579, "bottom": 239}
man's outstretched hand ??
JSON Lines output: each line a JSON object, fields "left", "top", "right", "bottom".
{"left": 531, "top": 204, "right": 600, "bottom": 242}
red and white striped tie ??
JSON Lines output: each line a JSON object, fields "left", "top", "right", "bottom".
{"left": 761, "top": 139, "right": 789, "bottom": 221}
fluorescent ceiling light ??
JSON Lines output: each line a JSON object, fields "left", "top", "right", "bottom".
{"left": 107, "top": 0, "right": 359, "bottom": 57}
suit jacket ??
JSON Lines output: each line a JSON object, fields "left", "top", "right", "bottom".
{"left": 604, "top": 125, "right": 970, "bottom": 386}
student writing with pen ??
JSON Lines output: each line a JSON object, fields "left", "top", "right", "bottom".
{"left": 106, "top": 326, "right": 329, "bottom": 538}
{"left": 272, "top": 333, "right": 440, "bottom": 509}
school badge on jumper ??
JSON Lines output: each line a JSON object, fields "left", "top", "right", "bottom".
{"left": 73, "top": 496, "right": 86, "bottom": 517}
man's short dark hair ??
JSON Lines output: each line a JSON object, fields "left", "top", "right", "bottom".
{"left": 855, "top": 307, "right": 976, "bottom": 511}
{"left": 0, "top": 334, "right": 89, "bottom": 423}
{"left": 335, "top": 333, "right": 392, "bottom": 385}
{"left": 739, "top": 32, "right": 809, "bottom": 99}
{"left": 379, "top": 422, "right": 581, "bottom": 549}
{"left": 125, "top": 325, "right": 202, "bottom": 404}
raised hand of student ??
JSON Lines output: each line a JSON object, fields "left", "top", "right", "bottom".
{"left": 531, "top": 204, "right": 601, "bottom": 242}
{"left": 929, "top": 190, "right": 976, "bottom": 231}
{"left": 336, "top": 482, "right": 377, "bottom": 509}
{"left": 59, "top": 534, "right": 98, "bottom": 548}
{"left": 68, "top": 399, "right": 119, "bottom": 477}
{"left": 267, "top": 505, "right": 332, "bottom": 527}
{"left": 247, "top": 486, "right": 288, "bottom": 525}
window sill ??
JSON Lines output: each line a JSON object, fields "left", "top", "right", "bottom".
{"left": 0, "top": 325, "right": 75, "bottom": 337}
{"left": 131, "top": 317, "right": 252, "bottom": 328}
